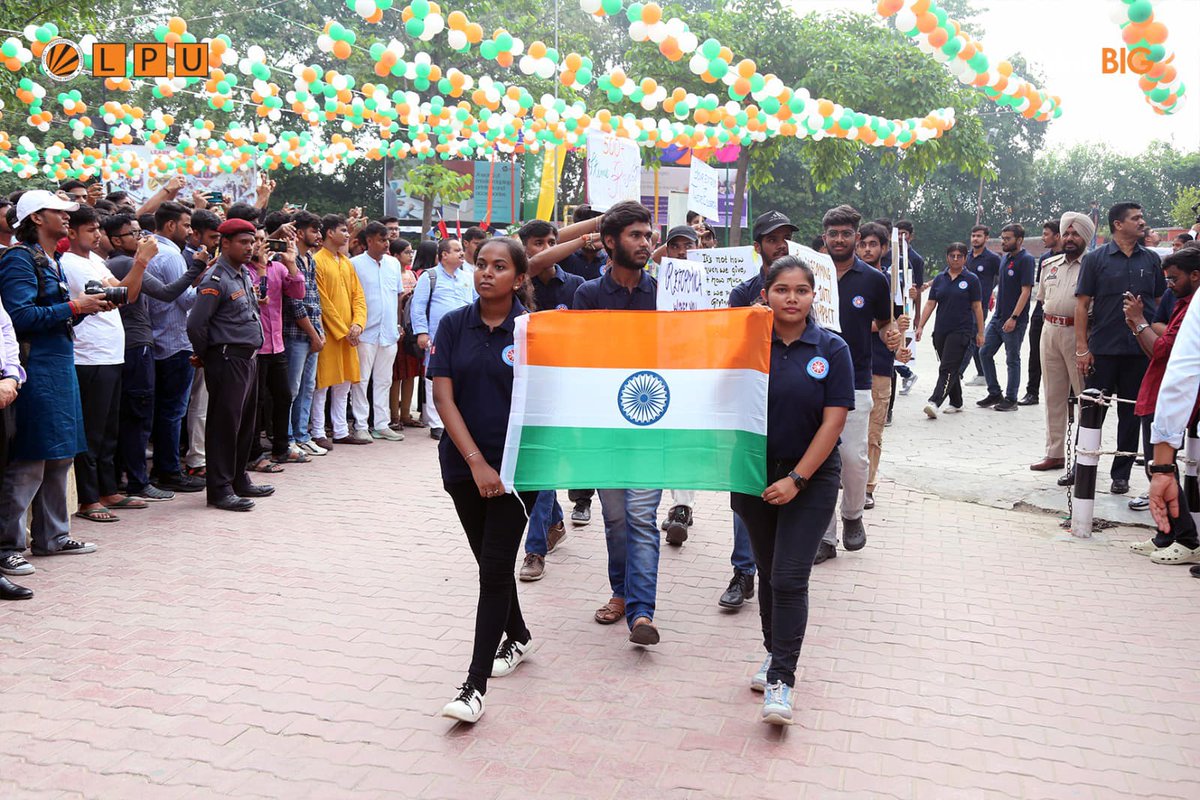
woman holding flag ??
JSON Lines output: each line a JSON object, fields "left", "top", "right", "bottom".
{"left": 732, "top": 256, "right": 854, "bottom": 726}
{"left": 429, "top": 237, "right": 539, "bottom": 724}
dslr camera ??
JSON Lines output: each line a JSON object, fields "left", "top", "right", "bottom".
{"left": 84, "top": 280, "right": 128, "bottom": 306}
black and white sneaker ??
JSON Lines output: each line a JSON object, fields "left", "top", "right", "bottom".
{"left": 31, "top": 539, "right": 96, "bottom": 557}
{"left": 492, "top": 637, "right": 534, "bottom": 677}
{"left": 571, "top": 503, "right": 590, "bottom": 526}
{"left": 132, "top": 485, "right": 175, "bottom": 501}
{"left": 0, "top": 554, "right": 34, "bottom": 576}
{"left": 441, "top": 682, "right": 485, "bottom": 723}
{"left": 662, "top": 505, "right": 692, "bottom": 546}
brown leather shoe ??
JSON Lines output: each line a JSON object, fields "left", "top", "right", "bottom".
{"left": 313, "top": 437, "right": 334, "bottom": 450}
{"left": 334, "top": 435, "right": 372, "bottom": 445}
{"left": 1030, "top": 458, "right": 1066, "bottom": 472}
{"left": 546, "top": 521, "right": 566, "bottom": 552}
{"left": 519, "top": 553, "right": 545, "bottom": 582}
{"left": 628, "top": 617, "right": 660, "bottom": 646}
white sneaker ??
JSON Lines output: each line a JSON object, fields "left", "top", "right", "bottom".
{"left": 750, "top": 654, "right": 771, "bottom": 692}
{"left": 441, "top": 682, "right": 485, "bottom": 723}
{"left": 1149, "top": 542, "right": 1200, "bottom": 565}
{"left": 900, "top": 373, "right": 918, "bottom": 395}
{"left": 968, "top": 375, "right": 987, "bottom": 386}
{"left": 923, "top": 403, "right": 938, "bottom": 419}
{"left": 1129, "top": 539, "right": 1160, "bottom": 556}
{"left": 372, "top": 427, "right": 405, "bottom": 442}
{"left": 944, "top": 405, "right": 963, "bottom": 414}
{"left": 762, "top": 681, "right": 794, "bottom": 725}
{"left": 492, "top": 637, "right": 535, "bottom": 677}
{"left": 299, "top": 440, "right": 327, "bottom": 456}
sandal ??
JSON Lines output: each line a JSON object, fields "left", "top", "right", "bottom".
{"left": 594, "top": 598, "right": 626, "bottom": 625}
{"left": 1150, "top": 542, "right": 1200, "bottom": 564}
{"left": 107, "top": 496, "right": 147, "bottom": 509}
{"left": 401, "top": 418, "right": 427, "bottom": 428}
{"left": 271, "top": 450, "right": 311, "bottom": 464}
{"left": 75, "top": 508, "right": 119, "bottom": 523}
{"left": 249, "top": 458, "right": 285, "bottom": 474}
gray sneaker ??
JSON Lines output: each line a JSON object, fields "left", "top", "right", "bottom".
{"left": 842, "top": 517, "right": 867, "bottom": 551}
{"left": 762, "top": 681, "right": 794, "bottom": 725}
{"left": 750, "top": 654, "right": 772, "bottom": 692}
{"left": 371, "top": 427, "right": 405, "bottom": 441}
{"left": 0, "top": 554, "right": 34, "bottom": 576}
{"left": 132, "top": 485, "right": 175, "bottom": 501}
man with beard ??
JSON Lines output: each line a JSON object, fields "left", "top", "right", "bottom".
{"left": 977, "top": 224, "right": 1035, "bottom": 412}
{"left": 1075, "top": 202, "right": 1165, "bottom": 495}
{"left": 1030, "top": 213, "right": 1092, "bottom": 476}
{"left": 282, "top": 211, "right": 327, "bottom": 457}
{"left": 1020, "top": 220, "right": 1062, "bottom": 407}
{"left": 962, "top": 225, "right": 1001, "bottom": 384}
{"left": 815, "top": 205, "right": 902, "bottom": 563}
{"left": 572, "top": 201, "right": 665, "bottom": 646}
{"left": 717, "top": 211, "right": 796, "bottom": 610}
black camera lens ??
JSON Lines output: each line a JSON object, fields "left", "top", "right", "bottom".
{"left": 83, "top": 280, "right": 128, "bottom": 306}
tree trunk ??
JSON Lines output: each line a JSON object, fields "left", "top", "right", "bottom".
{"left": 421, "top": 196, "right": 434, "bottom": 240}
{"left": 729, "top": 147, "right": 750, "bottom": 247}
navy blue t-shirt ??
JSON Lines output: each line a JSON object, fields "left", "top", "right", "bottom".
{"left": 428, "top": 298, "right": 527, "bottom": 485}
{"left": 968, "top": 247, "right": 1001, "bottom": 313}
{"left": 532, "top": 264, "right": 584, "bottom": 312}
{"left": 928, "top": 269, "right": 982, "bottom": 336}
{"left": 559, "top": 248, "right": 607, "bottom": 281}
{"left": 835, "top": 258, "right": 892, "bottom": 390}
{"left": 996, "top": 249, "right": 1036, "bottom": 321}
{"left": 1154, "top": 288, "right": 1176, "bottom": 325}
{"left": 572, "top": 268, "right": 657, "bottom": 311}
{"left": 729, "top": 271, "right": 765, "bottom": 309}
{"left": 1075, "top": 240, "right": 1165, "bottom": 356}
{"left": 767, "top": 323, "right": 855, "bottom": 461}
{"left": 869, "top": 265, "right": 902, "bottom": 378}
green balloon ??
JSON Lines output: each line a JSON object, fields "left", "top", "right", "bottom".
{"left": 762, "top": 97, "right": 780, "bottom": 114}
{"left": 480, "top": 40, "right": 498, "bottom": 60}
{"left": 709, "top": 58, "right": 728, "bottom": 78}
{"left": 1147, "top": 44, "right": 1166, "bottom": 62}
{"left": 1149, "top": 86, "right": 1169, "bottom": 102}
{"left": 370, "top": 43, "right": 385, "bottom": 60}
{"left": 35, "top": 28, "right": 52, "bottom": 43}
{"left": 968, "top": 53, "right": 988, "bottom": 72}
{"left": 749, "top": 74, "right": 765, "bottom": 93}
{"left": 1, "top": 41, "right": 17, "bottom": 58}
{"left": 405, "top": 18, "right": 425, "bottom": 38}
{"left": 412, "top": 0, "right": 430, "bottom": 17}
{"left": 701, "top": 38, "right": 720, "bottom": 59}
{"left": 607, "top": 88, "right": 623, "bottom": 103}
{"left": 496, "top": 33, "right": 514, "bottom": 51}
{"left": 941, "top": 38, "right": 962, "bottom": 57}
{"left": 626, "top": 3, "right": 644, "bottom": 23}
{"left": 378, "top": 0, "right": 393, "bottom": 8}
{"left": 576, "top": 68, "right": 592, "bottom": 85}
{"left": 1126, "top": 0, "right": 1153, "bottom": 23}
{"left": 601, "top": 0, "right": 623, "bottom": 16}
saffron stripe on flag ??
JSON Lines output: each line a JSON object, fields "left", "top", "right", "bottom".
{"left": 523, "top": 306, "right": 772, "bottom": 372}
{"left": 509, "top": 427, "right": 767, "bottom": 494}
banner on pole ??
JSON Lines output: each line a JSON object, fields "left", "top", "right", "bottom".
{"left": 687, "top": 159, "right": 720, "bottom": 222}
{"left": 787, "top": 241, "right": 841, "bottom": 332}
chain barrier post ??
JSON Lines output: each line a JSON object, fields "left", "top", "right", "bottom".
{"left": 1071, "top": 388, "right": 1108, "bottom": 539}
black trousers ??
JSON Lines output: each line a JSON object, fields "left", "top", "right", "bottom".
{"left": 1140, "top": 418, "right": 1199, "bottom": 549}
{"left": 251, "top": 352, "right": 291, "bottom": 460}
{"left": 1025, "top": 304, "right": 1044, "bottom": 397}
{"left": 568, "top": 488, "right": 594, "bottom": 506}
{"left": 203, "top": 349, "right": 259, "bottom": 502}
{"left": 731, "top": 453, "right": 840, "bottom": 688}
{"left": 0, "top": 405, "right": 15, "bottom": 473}
{"left": 1087, "top": 353, "right": 1148, "bottom": 482}
{"left": 930, "top": 330, "right": 972, "bottom": 409}
{"left": 74, "top": 363, "right": 122, "bottom": 505}
{"left": 446, "top": 482, "right": 539, "bottom": 693}
{"left": 118, "top": 345, "right": 155, "bottom": 493}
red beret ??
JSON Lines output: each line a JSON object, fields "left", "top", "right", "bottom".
{"left": 218, "top": 218, "right": 257, "bottom": 236}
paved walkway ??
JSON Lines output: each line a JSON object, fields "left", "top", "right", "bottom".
{"left": 4, "top": 427, "right": 1199, "bottom": 798}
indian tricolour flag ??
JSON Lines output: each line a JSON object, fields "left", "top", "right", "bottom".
{"left": 500, "top": 307, "right": 771, "bottom": 495}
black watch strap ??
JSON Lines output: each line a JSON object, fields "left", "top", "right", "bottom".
{"left": 1149, "top": 463, "right": 1178, "bottom": 475}
{"left": 787, "top": 470, "right": 808, "bottom": 491}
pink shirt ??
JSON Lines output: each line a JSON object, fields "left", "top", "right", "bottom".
{"left": 258, "top": 260, "right": 306, "bottom": 355}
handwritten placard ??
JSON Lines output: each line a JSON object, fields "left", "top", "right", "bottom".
{"left": 586, "top": 132, "right": 641, "bottom": 212}
{"left": 687, "top": 159, "right": 719, "bottom": 222}
{"left": 787, "top": 240, "right": 841, "bottom": 332}
{"left": 687, "top": 246, "right": 759, "bottom": 309}
{"left": 656, "top": 258, "right": 711, "bottom": 311}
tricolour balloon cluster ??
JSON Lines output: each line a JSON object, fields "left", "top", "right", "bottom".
{"left": 1108, "top": 0, "right": 1186, "bottom": 115}
{"left": 876, "top": 0, "right": 1061, "bottom": 121}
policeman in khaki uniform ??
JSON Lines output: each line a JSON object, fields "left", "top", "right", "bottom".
{"left": 1030, "top": 211, "right": 1095, "bottom": 476}
{"left": 186, "top": 218, "right": 275, "bottom": 511}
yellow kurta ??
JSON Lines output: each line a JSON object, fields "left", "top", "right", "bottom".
{"left": 314, "top": 248, "right": 367, "bottom": 389}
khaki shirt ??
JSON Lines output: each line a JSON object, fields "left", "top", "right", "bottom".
{"left": 1036, "top": 253, "right": 1084, "bottom": 319}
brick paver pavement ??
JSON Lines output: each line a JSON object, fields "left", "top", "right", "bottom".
{"left": 3, "top": 433, "right": 1199, "bottom": 799}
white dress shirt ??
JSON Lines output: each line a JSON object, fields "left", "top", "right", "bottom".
{"left": 1151, "top": 295, "right": 1200, "bottom": 449}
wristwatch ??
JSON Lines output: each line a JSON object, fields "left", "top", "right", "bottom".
{"left": 1149, "top": 463, "right": 1177, "bottom": 475}
{"left": 787, "top": 471, "right": 809, "bottom": 492}
{"left": 1134, "top": 323, "right": 1149, "bottom": 335}
{"left": 1010, "top": 315, "right": 1019, "bottom": 321}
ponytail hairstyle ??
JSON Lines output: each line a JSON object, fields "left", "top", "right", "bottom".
{"left": 761, "top": 255, "right": 817, "bottom": 323}
{"left": 477, "top": 236, "right": 535, "bottom": 311}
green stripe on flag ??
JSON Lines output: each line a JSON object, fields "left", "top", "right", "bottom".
{"left": 512, "top": 427, "right": 767, "bottom": 494}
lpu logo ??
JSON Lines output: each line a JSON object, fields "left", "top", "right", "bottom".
{"left": 41, "top": 38, "right": 209, "bottom": 82}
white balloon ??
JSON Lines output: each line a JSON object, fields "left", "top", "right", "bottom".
{"left": 628, "top": 21, "right": 647, "bottom": 41}
{"left": 678, "top": 33, "right": 698, "bottom": 54}
{"left": 1109, "top": 3, "right": 1130, "bottom": 25}
{"left": 425, "top": 14, "right": 444, "bottom": 36}
{"left": 510, "top": 37, "right": 523, "bottom": 56}
{"left": 689, "top": 53, "right": 707, "bottom": 75}
{"left": 247, "top": 45, "right": 266, "bottom": 63}
{"left": 354, "top": 0, "right": 375, "bottom": 17}
{"left": 447, "top": 30, "right": 468, "bottom": 50}
{"left": 317, "top": 34, "right": 334, "bottom": 53}
{"left": 895, "top": 9, "right": 916, "bottom": 33}
{"left": 579, "top": 0, "right": 602, "bottom": 14}
{"left": 649, "top": 22, "right": 667, "bottom": 44}
{"left": 536, "top": 60, "right": 556, "bottom": 80}
{"left": 519, "top": 55, "right": 535, "bottom": 74}
{"left": 917, "top": 38, "right": 934, "bottom": 54}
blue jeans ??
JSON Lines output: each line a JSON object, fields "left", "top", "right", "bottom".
{"left": 980, "top": 314, "right": 1028, "bottom": 401}
{"left": 598, "top": 488, "right": 662, "bottom": 628}
{"left": 731, "top": 513, "right": 756, "bottom": 575}
{"left": 524, "top": 490, "right": 564, "bottom": 556}
{"left": 151, "top": 350, "right": 193, "bottom": 478}
{"left": 284, "top": 337, "right": 319, "bottom": 444}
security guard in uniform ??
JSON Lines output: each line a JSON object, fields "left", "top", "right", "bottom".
{"left": 186, "top": 218, "right": 274, "bottom": 511}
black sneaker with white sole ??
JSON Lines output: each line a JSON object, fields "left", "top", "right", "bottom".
{"left": 31, "top": 539, "right": 96, "bottom": 557}
{"left": 441, "top": 682, "right": 485, "bottom": 723}
{"left": 571, "top": 503, "right": 590, "bottom": 526}
{"left": 0, "top": 554, "right": 35, "bottom": 576}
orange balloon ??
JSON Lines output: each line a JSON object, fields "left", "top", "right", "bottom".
{"left": 529, "top": 41, "right": 547, "bottom": 59}
{"left": 466, "top": 23, "right": 484, "bottom": 44}
{"left": 1122, "top": 22, "right": 1148, "bottom": 46}
{"left": 565, "top": 52, "right": 582, "bottom": 70}
{"left": 997, "top": 60, "right": 1012, "bottom": 76}
{"left": 817, "top": 99, "right": 834, "bottom": 117}
{"left": 876, "top": 0, "right": 904, "bottom": 16}
{"left": 733, "top": 78, "right": 751, "bottom": 96}
{"left": 911, "top": 0, "right": 931, "bottom": 13}
{"left": 332, "top": 40, "right": 352, "bottom": 59}
{"left": 1142, "top": 21, "right": 1168, "bottom": 45}
{"left": 916, "top": 13, "right": 937, "bottom": 34}
{"left": 366, "top": 8, "right": 383, "bottom": 23}
{"left": 164, "top": 32, "right": 181, "bottom": 47}
{"left": 168, "top": 17, "right": 186, "bottom": 35}
{"left": 737, "top": 59, "right": 756, "bottom": 78}
{"left": 927, "top": 28, "right": 948, "bottom": 48}
{"left": 496, "top": 52, "right": 512, "bottom": 68}
{"left": 447, "top": 10, "right": 467, "bottom": 30}
{"left": 642, "top": 3, "right": 662, "bottom": 25}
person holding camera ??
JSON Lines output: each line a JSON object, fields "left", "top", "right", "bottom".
{"left": 60, "top": 205, "right": 160, "bottom": 523}
{"left": 0, "top": 190, "right": 112, "bottom": 583}
{"left": 186, "top": 218, "right": 275, "bottom": 512}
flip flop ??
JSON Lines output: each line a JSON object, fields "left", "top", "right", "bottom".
{"left": 401, "top": 418, "right": 427, "bottom": 428}
{"left": 107, "top": 496, "right": 148, "bottom": 509}
{"left": 74, "top": 508, "right": 119, "bottom": 523}
{"left": 249, "top": 459, "right": 285, "bottom": 474}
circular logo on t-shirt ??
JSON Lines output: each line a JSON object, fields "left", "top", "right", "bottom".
{"left": 1007, "top": 268, "right": 1014, "bottom": 276}
{"left": 806, "top": 357, "right": 829, "bottom": 380}
{"left": 555, "top": 303, "right": 568, "bottom": 310}
{"left": 958, "top": 280, "right": 969, "bottom": 290}
{"left": 852, "top": 295, "right": 865, "bottom": 309}
{"left": 976, "top": 265, "right": 984, "bottom": 272}
{"left": 618, "top": 371, "right": 670, "bottom": 426}
{"left": 501, "top": 345, "right": 516, "bottom": 367}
